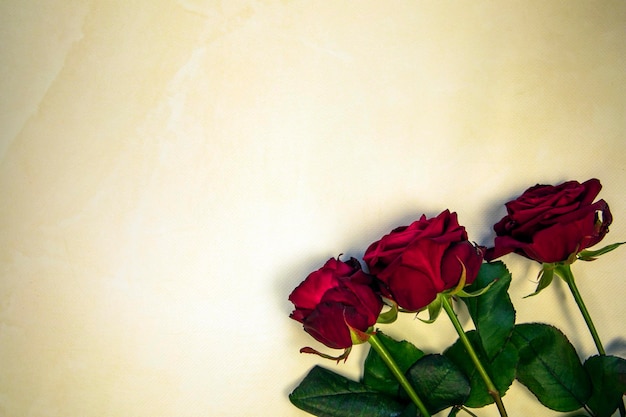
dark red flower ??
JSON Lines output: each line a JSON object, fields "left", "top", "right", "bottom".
{"left": 289, "top": 257, "right": 382, "bottom": 349}
{"left": 486, "top": 179, "right": 612, "bottom": 264}
{"left": 364, "top": 210, "right": 484, "bottom": 311}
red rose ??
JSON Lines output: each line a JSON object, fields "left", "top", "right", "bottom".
{"left": 485, "top": 179, "right": 612, "bottom": 264}
{"left": 363, "top": 210, "right": 484, "bottom": 311}
{"left": 288, "top": 257, "right": 383, "bottom": 349}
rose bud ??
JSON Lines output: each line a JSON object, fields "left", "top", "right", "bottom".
{"left": 485, "top": 178, "right": 612, "bottom": 264}
{"left": 288, "top": 257, "right": 383, "bottom": 350}
{"left": 364, "top": 210, "right": 484, "bottom": 312}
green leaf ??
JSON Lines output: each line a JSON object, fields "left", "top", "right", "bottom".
{"left": 290, "top": 365, "right": 408, "bottom": 417}
{"left": 577, "top": 241, "right": 626, "bottom": 261}
{"left": 510, "top": 323, "right": 591, "bottom": 412}
{"left": 462, "top": 261, "right": 516, "bottom": 360}
{"left": 363, "top": 332, "right": 424, "bottom": 396}
{"left": 403, "top": 354, "right": 471, "bottom": 414}
{"left": 397, "top": 403, "right": 419, "bottom": 417}
{"left": 584, "top": 355, "right": 626, "bottom": 417}
{"left": 444, "top": 330, "right": 518, "bottom": 408}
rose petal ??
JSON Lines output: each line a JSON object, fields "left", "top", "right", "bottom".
{"left": 288, "top": 258, "right": 355, "bottom": 310}
{"left": 386, "top": 265, "right": 439, "bottom": 311}
{"left": 441, "top": 241, "right": 484, "bottom": 288}
{"left": 302, "top": 303, "right": 353, "bottom": 349}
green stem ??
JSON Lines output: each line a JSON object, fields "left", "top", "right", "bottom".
{"left": 555, "top": 263, "right": 605, "bottom": 355}
{"left": 451, "top": 405, "right": 479, "bottom": 417}
{"left": 460, "top": 406, "right": 479, "bottom": 417}
{"left": 555, "top": 263, "right": 625, "bottom": 417}
{"left": 367, "top": 333, "right": 431, "bottom": 417}
{"left": 441, "top": 296, "right": 508, "bottom": 417}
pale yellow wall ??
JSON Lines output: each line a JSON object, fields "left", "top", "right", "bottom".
{"left": 1, "top": 2, "right": 625, "bottom": 416}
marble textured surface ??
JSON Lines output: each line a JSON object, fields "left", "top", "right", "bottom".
{"left": 1, "top": 1, "right": 625, "bottom": 416}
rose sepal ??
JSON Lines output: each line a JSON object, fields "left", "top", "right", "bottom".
{"left": 577, "top": 241, "right": 626, "bottom": 261}
{"left": 443, "top": 258, "right": 496, "bottom": 299}
{"left": 347, "top": 323, "right": 372, "bottom": 345}
{"left": 418, "top": 260, "right": 492, "bottom": 323}
{"left": 299, "top": 346, "right": 352, "bottom": 363}
{"left": 376, "top": 298, "right": 399, "bottom": 324}
{"left": 524, "top": 263, "right": 555, "bottom": 298}
{"left": 417, "top": 293, "right": 443, "bottom": 324}
{"left": 455, "top": 279, "right": 497, "bottom": 298}
{"left": 449, "top": 258, "right": 468, "bottom": 295}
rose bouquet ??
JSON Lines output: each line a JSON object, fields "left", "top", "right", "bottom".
{"left": 286, "top": 179, "right": 625, "bottom": 417}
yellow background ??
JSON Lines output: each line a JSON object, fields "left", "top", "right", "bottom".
{"left": 1, "top": 1, "right": 625, "bottom": 416}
